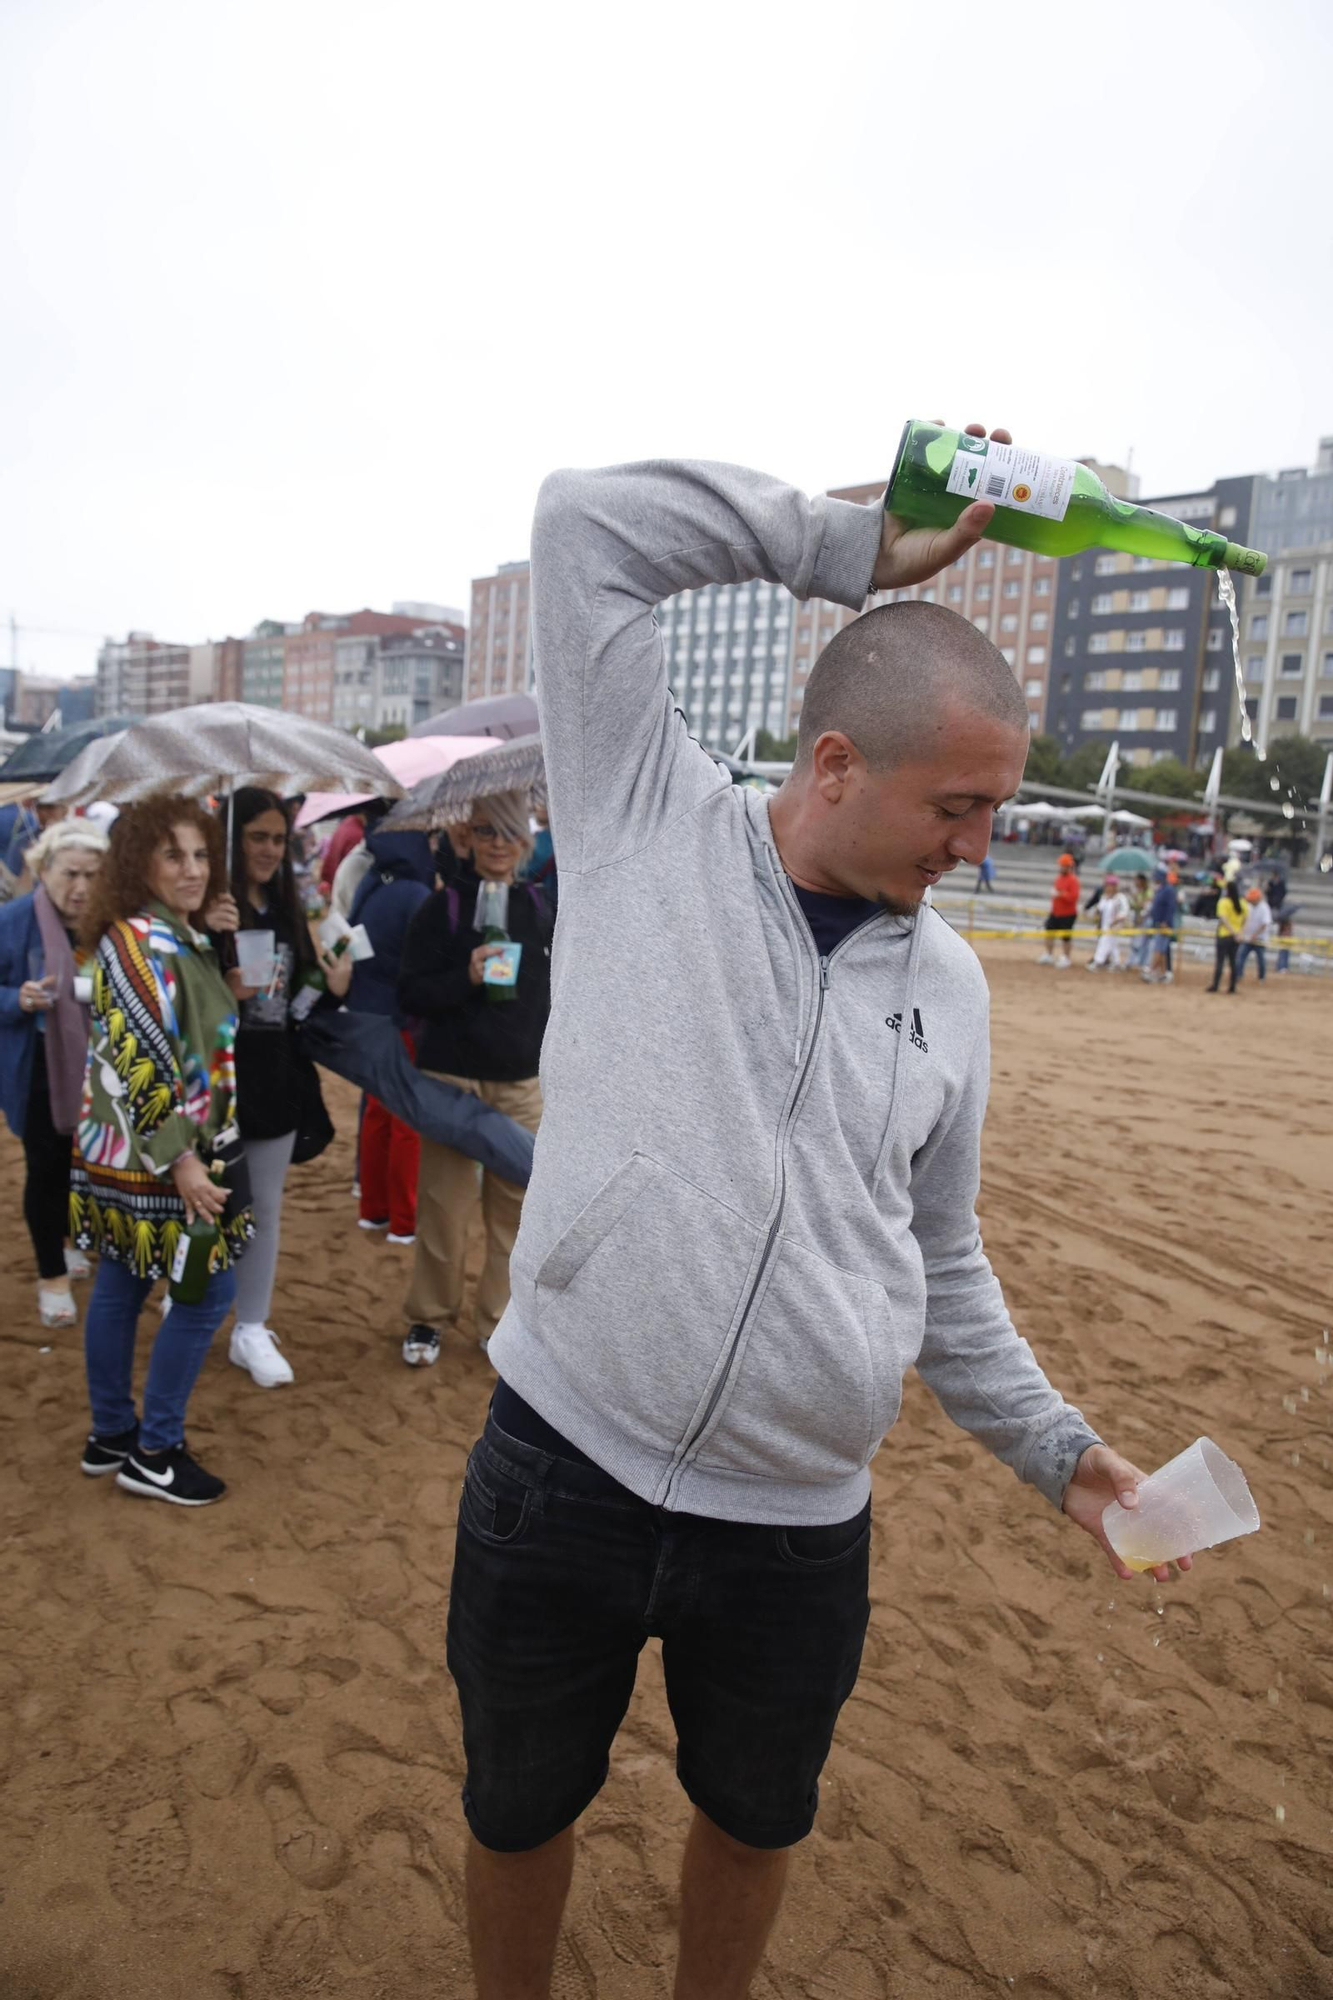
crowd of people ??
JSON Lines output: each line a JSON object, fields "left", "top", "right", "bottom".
{"left": 1035, "top": 849, "right": 1294, "bottom": 990}
{"left": 0, "top": 778, "right": 554, "bottom": 1506}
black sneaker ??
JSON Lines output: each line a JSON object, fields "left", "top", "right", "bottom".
{"left": 402, "top": 1324, "right": 440, "bottom": 1368}
{"left": 116, "top": 1443, "right": 226, "bottom": 1507}
{"left": 81, "top": 1424, "right": 139, "bottom": 1477}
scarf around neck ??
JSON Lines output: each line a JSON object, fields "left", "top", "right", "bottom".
{"left": 33, "top": 883, "right": 91, "bottom": 1134}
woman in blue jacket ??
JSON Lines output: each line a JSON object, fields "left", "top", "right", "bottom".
{"left": 0, "top": 819, "right": 109, "bottom": 1325}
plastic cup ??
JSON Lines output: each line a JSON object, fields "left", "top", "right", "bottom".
{"left": 1102, "top": 1436, "right": 1259, "bottom": 1572}
{"left": 235, "top": 928, "right": 277, "bottom": 989}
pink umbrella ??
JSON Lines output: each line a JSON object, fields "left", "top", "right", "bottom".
{"left": 295, "top": 735, "right": 492, "bottom": 828}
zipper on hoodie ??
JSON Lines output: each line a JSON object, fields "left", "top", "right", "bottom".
{"left": 667, "top": 876, "right": 890, "bottom": 1493}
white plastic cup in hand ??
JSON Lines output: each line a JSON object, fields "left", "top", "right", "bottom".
{"left": 1102, "top": 1437, "right": 1259, "bottom": 1573}
{"left": 234, "top": 928, "right": 277, "bottom": 989}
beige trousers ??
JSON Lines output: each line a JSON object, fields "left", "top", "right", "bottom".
{"left": 404, "top": 1072, "right": 543, "bottom": 1339}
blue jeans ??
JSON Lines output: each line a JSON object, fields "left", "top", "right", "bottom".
{"left": 1236, "top": 941, "right": 1266, "bottom": 983}
{"left": 84, "top": 1254, "right": 237, "bottom": 1453}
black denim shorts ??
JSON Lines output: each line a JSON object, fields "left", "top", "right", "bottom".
{"left": 445, "top": 1413, "right": 871, "bottom": 1853}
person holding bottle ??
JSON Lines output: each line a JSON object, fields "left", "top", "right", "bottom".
{"left": 397, "top": 789, "right": 551, "bottom": 1368}
{"left": 72, "top": 794, "right": 255, "bottom": 1507}
{"left": 209, "top": 788, "right": 346, "bottom": 1389}
{"left": 0, "top": 818, "right": 110, "bottom": 1327}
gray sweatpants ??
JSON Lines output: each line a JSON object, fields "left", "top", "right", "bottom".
{"left": 233, "top": 1131, "right": 296, "bottom": 1328}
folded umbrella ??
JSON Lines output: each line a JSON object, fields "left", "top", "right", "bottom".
{"left": 298, "top": 1010, "right": 535, "bottom": 1185}
{"left": 0, "top": 714, "right": 140, "bottom": 788}
{"left": 42, "top": 701, "right": 404, "bottom": 807}
{"left": 382, "top": 733, "right": 544, "bottom": 832}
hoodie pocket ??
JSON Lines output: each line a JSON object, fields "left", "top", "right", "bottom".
{"left": 690, "top": 1240, "right": 899, "bottom": 1482}
{"left": 532, "top": 1152, "right": 765, "bottom": 1457}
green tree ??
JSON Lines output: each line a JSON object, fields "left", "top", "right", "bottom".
{"left": 1061, "top": 739, "right": 1114, "bottom": 793}
{"left": 754, "top": 727, "right": 798, "bottom": 762}
{"left": 1022, "top": 733, "right": 1065, "bottom": 784}
{"left": 1126, "top": 757, "right": 1202, "bottom": 801}
{"left": 365, "top": 723, "right": 407, "bottom": 748}
{"left": 1223, "top": 734, "right": 1328, "bottom": 804}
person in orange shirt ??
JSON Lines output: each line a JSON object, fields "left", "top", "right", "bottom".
{"left": 1038, "top": 852, "right": 1081, "bottom": 968}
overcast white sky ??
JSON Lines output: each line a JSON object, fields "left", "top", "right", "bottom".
{"left": 3, "top": 0, "right": 1331, "bottom": 687}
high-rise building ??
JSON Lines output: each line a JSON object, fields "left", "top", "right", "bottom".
{"left": 376, "top": 628, "right": 465, "bottom": 730}
{"left": 467, "top": 562, "right": 531, "bottom": 700}
{"left": 96, "top": 633, "right": 193, "bottom": 717}
{"left": 1045, "top": 473, "right": 1254, "bottom": 767}
{"left": 656, "top": 579, "right": 793, "bottom": 750}
{"left": 1235, "top": 441, "right": 1333, "bottom": 752}
{"left": 241, "top": 623, "right": 291, "bottom": 709}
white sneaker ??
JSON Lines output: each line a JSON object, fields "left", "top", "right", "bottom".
{"left": 1054, "top": 957, "right": 1072, "bottom": 969}
{"left": 65, "top": 1247, "right": 92, "bottom": 1280}
{"left": 386, "top": 1232, "right": 416, "bottom": 1247}
{"left": 1036, "top": 952, "right": 1055, "bottom": 965}
{"left": 358, "top": 1217, "right": 389, "bottom": 1232}
{"left": 229, "top": 1323, "right": 295, "bottom": 1388}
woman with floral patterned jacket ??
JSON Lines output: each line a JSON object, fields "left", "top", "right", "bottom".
{"left": 72, "top": 794, "right": 254, "bottom": 1508}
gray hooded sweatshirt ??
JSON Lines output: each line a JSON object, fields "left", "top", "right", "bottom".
{"left": 487, "top": 459, "right": 1100, "bottom": 1527}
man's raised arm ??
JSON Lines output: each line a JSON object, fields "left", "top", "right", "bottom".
{"left": 528, "top": 461, "right": 882, "bottom": 875}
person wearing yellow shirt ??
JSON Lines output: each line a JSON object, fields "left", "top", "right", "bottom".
{"left": 1208, "top": 881, "right": 1246, "bottom": 994}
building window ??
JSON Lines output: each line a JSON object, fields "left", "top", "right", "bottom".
{"left": 1166, "top": 587, "right": 1190, "bottom": 610}
{"left": 1159, "top": 668, "right": 1182, "bottom": 691}
{"left": 1000, "top": 614, "right": 1018, "bottom": 633}
{"left": 973, "top": 615, "right": 989, "bottom": 633}
{"left": 948, "top": 585, "right": 964, "bottom": 603}
{"left": 1030, "top": 612, "right": 1048, "bottom": 631}
{"left": 1067, "top": 598, "right": 1080, "bottom": 618}
{"left": 1255, "top": 573, "right": 1272, "bottom": 597}
{"left": 975, "top": 584, "right": 991, "bottom": 602}
{"left": 1024, "top": 677, "right": 1043, "bottom": 697}
{"left": 1060, "top": 674, "right": 1072, "bottom": 694}
{"left": 1003, "top": 580, "right": 1021, "bottom": 599}
{"left": 1026, "top": 645, "right": 1047, "bottom": 665}
{"left": 1247, "top": 656, "right": 1265, "bottom": 680}
{"left": 1122, "top": 672, "right": 1143, "bottom": 691}
{"left": 1130, "top": 591, "right": 1151, "bottom": 612}
{"left": 1088, "top": 633, "right": 1111, "bottom": 655}
{"left": 1125, "top": 631, "right": 1147, "bottom": 653}
{"left": 1280, "top": 652, "right": 1304, "bottom": 677}
{"left": 1118, "top": 708, "right": 1140, "bottom": 730}
{"left": 1034, "top": 576, "right": 1052, "bottom": 596}
{"left": 1086, "top": 671, "right": 1107, "bottom": 691}
{"left": 1285, "top": 610, "right": 1308, "bottom": 637}
{"left": 1251, "top": 615, "right": 1269, "bottom": 639}
{"left": 978, "top": 549, "right": 995, "bottom": 568}
{"left": 1006, "top": 547, "right": 1024, "bottom": 566}
{"left": 1080, "top": 709, "right": 1105, "bottom": 730}
{"left": 1064, "top": 636, "right": 1076, "bottom": 657}
{"left": 1202, "top": 668, "right": 1220, "bottom": 691}
{"left": 1276, "top": 695, "right": 1298, "bottom": 721}
{"left": 1198, "top": 710, "right": 1217, "bottom": 734}
{"left": 1319, "top": 694, "right": 1333, "bottom": 718}
{"left": 1094, "top": 555, "right": 1119, "bottom": 575}
{"left": 1290, "top": 568, "right": 1312, "bottom": 594}
{"left": 1000, "top": 648, "right": 1016, "bottom": 666}
{"left": 1206, "top": 628, "right": 1224, "bottom": 651}
{"left": 1091, "top": 594, "right": 1114, "bottom": 614}
{"left": 1164, "top": 629, "right": 1185, "bottom": 651}
{"left": 1323, "top": 653, "right": 1333, "bottom": 677}
{"left": 1218, "top": 506, "right": 1237, "bottom": 529}
{"left": 1154, "top": 709, "right": 1177, "bottom": 731}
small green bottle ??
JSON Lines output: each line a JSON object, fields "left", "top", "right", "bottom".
{"left": 475, "top": 881, "right": 517, "bottom": 1005}
{"left": 169, "top": 1168, "right": 224, "bottom": 1305}
{"left": 885, "top": 421, "right": 1266, "bottom": 575}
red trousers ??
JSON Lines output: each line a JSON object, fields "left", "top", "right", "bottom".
{"left": 359, "top": 1093, "right": 420, "bottom": 1237}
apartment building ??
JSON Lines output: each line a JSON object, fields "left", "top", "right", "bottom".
{"left": 95, "top": 634, "right": 194, "bottom": 717}
{"left": 656, "top": 579, "right": 793, "bottom": 748}
{"left": 467, "top": 562, "right": 531, "bottom": 700}
{"left": 1238, "top": 440, "right": 1333, "bottom": 750}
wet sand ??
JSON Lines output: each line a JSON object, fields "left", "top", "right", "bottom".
{"left": 2, "top": 947, "right": 1331, "bottom": 1998}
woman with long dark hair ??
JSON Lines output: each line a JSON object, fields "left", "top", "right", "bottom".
{"left": 73, "top": 794, "right": 253, "bottom": 1506}
{"left": 211, "top": 787, "right": 348, "bottom": 1387}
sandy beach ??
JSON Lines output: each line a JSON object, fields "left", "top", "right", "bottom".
{"left": 2, "top": 945, "right": 1331, "bottom": 2000}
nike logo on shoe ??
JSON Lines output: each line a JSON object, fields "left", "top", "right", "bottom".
{"left": 128, "top": 1456, "right": 175, "bottom": 1487}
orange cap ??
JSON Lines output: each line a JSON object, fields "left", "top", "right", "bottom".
{"left": 1058, "top": 852, "right": 1075, "bottom": 867}
{"left": 1245, "top": 886, "right": 1262, "bottom": 902}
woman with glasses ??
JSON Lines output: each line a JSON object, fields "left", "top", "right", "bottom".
{"left": 209, "top": 788, "right": 349, "bottom": 1387}
{"left": 397, "top": 791, "right": 551, "bottom": 1368}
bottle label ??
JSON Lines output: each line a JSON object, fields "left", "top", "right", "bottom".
{"left": 169, "top": 1233, "right": 190, "bottom": 1285}
{"left": 289, "top": 980, "right": 320, "bottom": 1021}
{"left": 946, "top": 437, "right": 1075, "bottom": 522}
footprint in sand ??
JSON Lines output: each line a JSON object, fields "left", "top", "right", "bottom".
{"left": 258, "top": 1765, "right": 348, "bottom": 1889}
{"left": 107, "top": 1797, "right": 190, "bottom": 1910}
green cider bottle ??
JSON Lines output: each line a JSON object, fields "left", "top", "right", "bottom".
{"left": 475, "top": 881, "right": 516, "bottom": 1006}
{"left": 168, "top": 1165, "right": 226, "bottom": 1305}
{"left": 885, "top": 421, "right": 1266, "bottom": 576}
{"left": 289, "top": 934, "right": 350, "bottom": 1022}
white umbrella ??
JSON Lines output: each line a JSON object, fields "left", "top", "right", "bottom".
{"left": 43, "top": 702, "right": 403, "bottom": 808}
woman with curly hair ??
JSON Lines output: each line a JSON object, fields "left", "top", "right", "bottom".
{"left": 72, "top": 794, "right": 254, "bottom": 1507}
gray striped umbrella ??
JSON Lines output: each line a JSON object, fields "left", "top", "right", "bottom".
{"left": 382, "top": 733, "right": 544, "bottom": 830}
